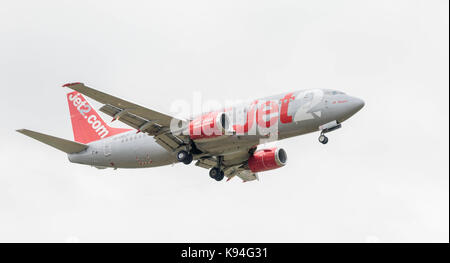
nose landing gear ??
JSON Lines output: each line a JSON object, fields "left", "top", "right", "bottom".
{"left": 318, "top": 134, "right": 329, "bottom": 144}
{"left": 318, "top": 120, "right": 341, "bottom": 144}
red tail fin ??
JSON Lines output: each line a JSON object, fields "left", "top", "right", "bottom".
{"left": 67, "top": 91, "right": 130, "bottom": 143}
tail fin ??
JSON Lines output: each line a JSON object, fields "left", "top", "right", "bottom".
{"left": 67, "top": 91, "right": 130, "bottom": 143}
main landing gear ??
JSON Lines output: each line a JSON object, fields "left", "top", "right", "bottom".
{"left": 209, "top": 167, "right": 224, "bottom": 181}
{"left": 318, "top": 134, "right": 329, "bottom": 144}
{"left": 177, "top": 150, "right": 193, "bottom": 165}
{"left": 209, "top": 156, "right": 225, "bottom": 181}
{"left": 176, "top": 145, "right": 224, "bottom": 182}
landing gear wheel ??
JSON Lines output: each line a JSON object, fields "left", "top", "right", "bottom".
{"left": 182, "top": 153, "right": 193, "bottom": 165}
{"left": 216, "top": 170, "right": 225, "bottom": 181}
{"left": 177, "top": 150, "right": 188, "bottom": 162}
{"left": 209, "top": 168, "right": 224, "bottom": 181}
{"left": 319, "top": 134, "right": 329, "bottom": 144}
{"left": 209, "top": 167, "right": 220, "bottom": 179}
{"left": 177, "top": 150, "right": 193, "bottom": 164}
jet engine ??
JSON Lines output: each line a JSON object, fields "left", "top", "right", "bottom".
{"left": 188, "top": 111, "right": 231, "bottom": 140}
{"left": 248, "top": 147, "right": 287, "bottom": 173}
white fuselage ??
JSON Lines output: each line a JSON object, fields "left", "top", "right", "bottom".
{"left": 68, "top": 89, "right": 364, "bottom": 169}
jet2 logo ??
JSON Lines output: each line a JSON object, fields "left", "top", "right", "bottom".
{"left": 69, "top": 92, "right": 91, "bottom": 116}
{"left": 232, "top": 89, "right": 324, "bottom": 133}
{"left": 68, "top": 93, "right": 109, "bottom": 138}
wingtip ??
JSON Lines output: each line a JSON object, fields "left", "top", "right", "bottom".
{"left": 62, "top": 82, "right": 83, "bottom": 87}
{"left": 16, "top": 129, "right": 26, "bottom": 133}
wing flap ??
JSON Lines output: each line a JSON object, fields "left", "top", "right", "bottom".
{"left": 101, "top": 104, "right": 187, "bottom": 151}
{"left": 17, "top": 129, "right": 88, "bottom": 154}
{"left": 99, "top": 104, "right": 162, "bottom": 134}
{"left": 195, "top": 156, "right": 258, "bottom": 182}
{"left": 195, "top": 157, "right": 217, "bottom": 169}
{"left": 155, "top": 133, "right": 185, "bottom": 151}
{"left": 235, "top": 170, "right": 259, "bottom": 182}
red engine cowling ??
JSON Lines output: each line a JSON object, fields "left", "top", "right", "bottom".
{"left": 248, "top": 148, "right": 287, "bottom": 173}
{"left": 189, "top": 111, "right": 230, "bottom": 140}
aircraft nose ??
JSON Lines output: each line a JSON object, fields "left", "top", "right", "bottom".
{"left": 350, "top": 97, "right": 365, "bottom": 113}
{"left": 335, "top": 96, "right": 365, "bottom": 122}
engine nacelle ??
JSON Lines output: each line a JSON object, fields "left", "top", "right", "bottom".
{"left": 248, "top": 147, "right": 287, "bottom": 173}
{"left": 188, "top": 111, "right": 230, "bottom": 140}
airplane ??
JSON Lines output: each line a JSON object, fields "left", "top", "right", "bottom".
{"left": 17, "top": 83, "right": 364, "bottom": 182}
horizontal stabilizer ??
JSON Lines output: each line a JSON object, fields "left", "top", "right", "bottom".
{"left": 16, "top": 129, "right": 88, "bottom": 154}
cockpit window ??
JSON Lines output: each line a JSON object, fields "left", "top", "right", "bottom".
{"left": 331, "top": 91, "right": 345, "bottom": 95}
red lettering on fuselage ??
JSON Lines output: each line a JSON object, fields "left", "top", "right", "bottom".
{"left": 257, "top": 101, "right": 279, "bottom": 128}
{"left": 233, "top": 100, "right": 258, "bottom": 134}
{"left": 280, "top": 93, "right": 295, "bottom": 124}
{"left": 231, "top": 92, "right": 295, "bottom": 133}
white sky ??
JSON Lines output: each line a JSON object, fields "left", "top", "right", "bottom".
{"left": 0, "top": 0, "right": 448, "bottom": 242}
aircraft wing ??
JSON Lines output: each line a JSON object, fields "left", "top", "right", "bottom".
{"left": 63, "top": 82, "right": 188, "bottom": 152}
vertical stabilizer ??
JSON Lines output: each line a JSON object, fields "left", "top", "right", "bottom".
{"left": 67, "top": 91, "right": 130, "bottom": 143}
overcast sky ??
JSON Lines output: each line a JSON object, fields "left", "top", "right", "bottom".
{"left": 1, "top": 0, "right": 448, "bottom": 242}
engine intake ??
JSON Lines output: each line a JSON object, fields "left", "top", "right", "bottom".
{"left": 188, "top": 111, "right": 230, "bottom": 140}
{"left": 248, "top": 147, "right": 287, "bottom": 173}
